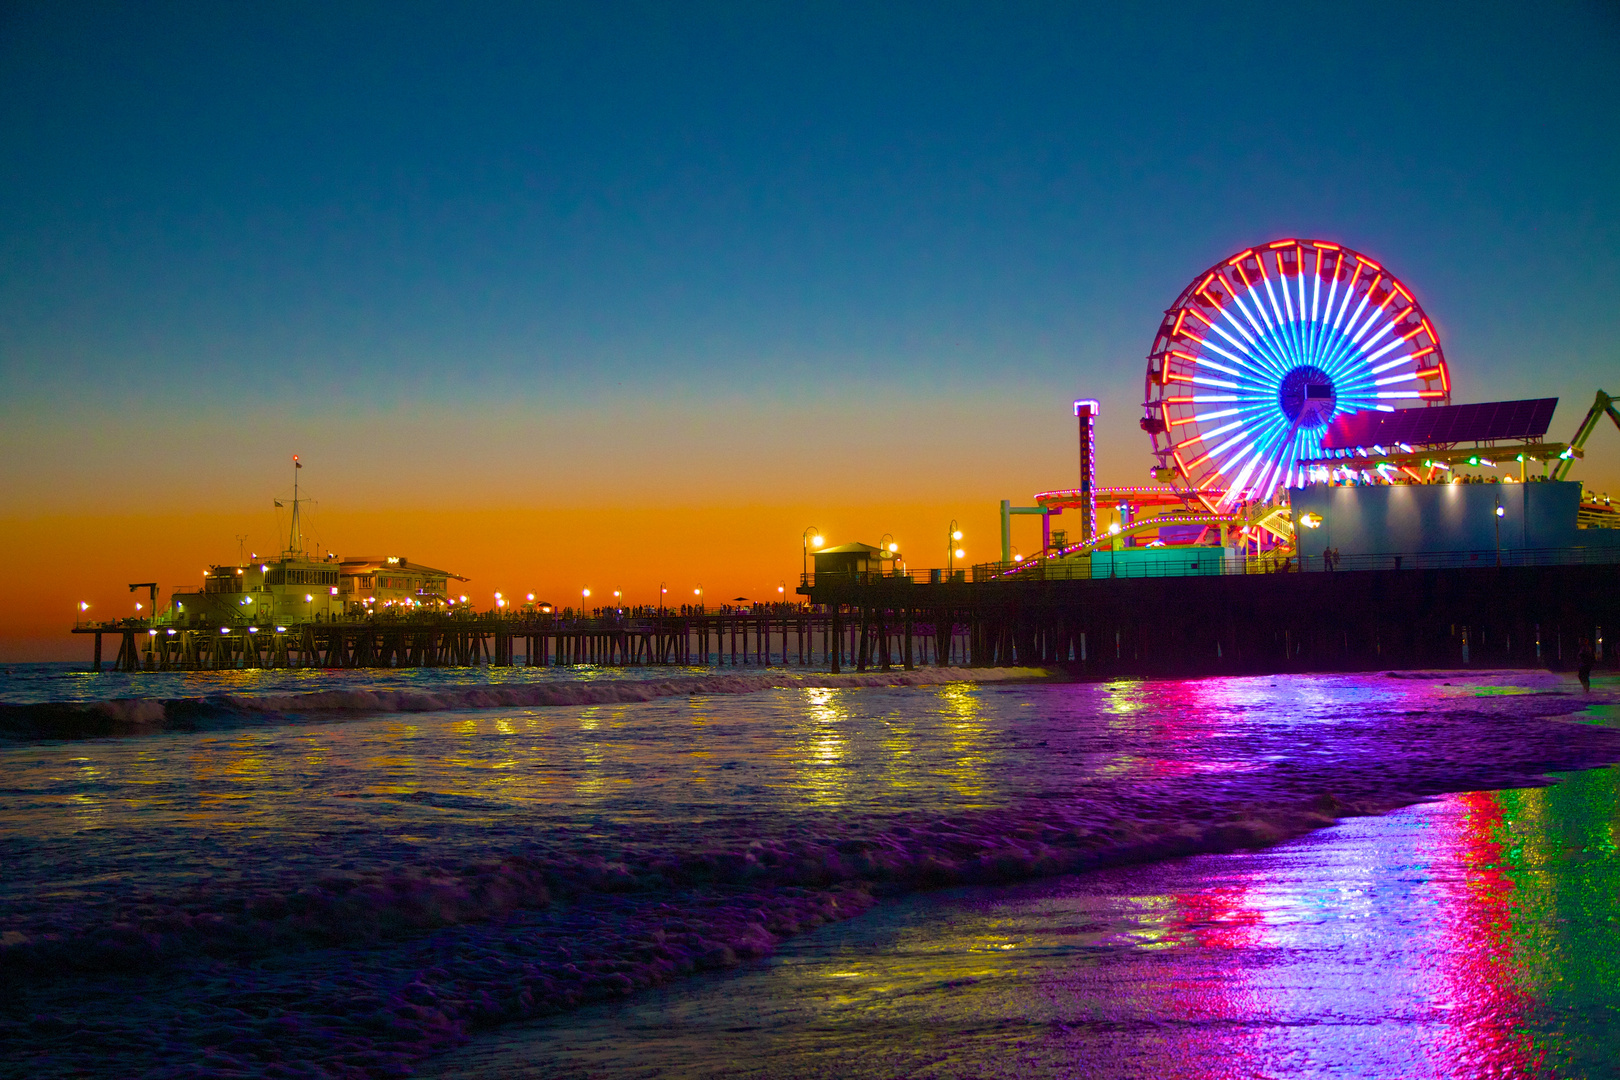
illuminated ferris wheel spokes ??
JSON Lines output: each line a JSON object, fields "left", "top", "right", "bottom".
{"left": 1143, "top": 239, "right": 1449, "bottom": 508}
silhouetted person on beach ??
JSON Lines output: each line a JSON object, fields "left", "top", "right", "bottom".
{"left": 1577, "top": 638, "right": 1595, "bottom": 693}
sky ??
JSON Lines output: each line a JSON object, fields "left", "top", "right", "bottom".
{"left": 2, "top": 1, "right": 1618, "bottom": 658}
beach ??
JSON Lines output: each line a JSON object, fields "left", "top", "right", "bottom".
{"left": 1, "top": 665, "right": 1616, "bottom": 1078}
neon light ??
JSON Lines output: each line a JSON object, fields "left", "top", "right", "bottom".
{"left": 1148, "top": 239, "right": 1445, "bottom": 497}
{"left": 1176, "top": 418, "right": 1244, "bottom": 449}
{"left": 1184, "top": 374, "right": 1242, "bottom": 389}
{"left": 1419, "top": 389, "right": 1446, "bottom": 399}
{"left": 1184, "top": 447, "right": 1217, "bottom": 470}
{"left": 1370, "top": 353, "right": 1417, "bottom": 375}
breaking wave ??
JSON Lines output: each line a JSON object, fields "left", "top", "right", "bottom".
{"left": 0, "top": 666, "right": 1048, "bottom": 740}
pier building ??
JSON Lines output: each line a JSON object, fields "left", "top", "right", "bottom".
{"left": 337, "top": 556, "right": 468, "bottom": 612}
{"left": 170, "top": 556, "right": 342, "bottom": 627}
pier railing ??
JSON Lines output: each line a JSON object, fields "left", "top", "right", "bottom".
{"left": 800, "top": 542, "right": 1620, "bottom": 588}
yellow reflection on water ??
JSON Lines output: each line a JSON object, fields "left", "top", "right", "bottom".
{"left": 938, "top": 685, "right": 987, "bottom": 803}
{"left": 792, "top": 687, "right": 850, "bottom": 808}
{"left": 573, "top": 706, "right": 608, "bottom": 802}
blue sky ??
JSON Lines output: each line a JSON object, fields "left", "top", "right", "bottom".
{"left": 3, "top": 0, "right": 1618, "bottom": 514}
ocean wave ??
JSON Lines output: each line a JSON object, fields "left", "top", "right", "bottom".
{"left": 0, "top": 666, "right": 1049, "bottom": 740}
{"left": 6, "top": 679, "right": 1616, "bottom": 1079}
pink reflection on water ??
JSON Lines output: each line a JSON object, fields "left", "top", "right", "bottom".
{"left": 1419, "top": 791, "right": 1545, "bottom": 1076}
{"left": 1082, "top": 788, "right": 1552, "bottom": 1078}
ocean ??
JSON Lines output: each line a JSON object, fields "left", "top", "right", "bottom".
{"left": 2, "top": 662, "right": 1616, "bottom": 1078}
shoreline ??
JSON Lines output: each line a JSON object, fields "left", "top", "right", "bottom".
{"left": 3, "top": 671, "right": 1617, "bottom": 1079}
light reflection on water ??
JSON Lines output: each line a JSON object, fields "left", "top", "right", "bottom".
{"left": 0, "top": 671, "right": 1603, "bottom": 915}
{"left": 4, "top": 668, "right": 1617, "bottom": 1079}
{"left": 436, "top": 765, "right": 1620, "bottom": 1080}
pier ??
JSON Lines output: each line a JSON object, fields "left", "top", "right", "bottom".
{"left": 72, "top": 608, "right": 976, "bottom": 675}
{"left": 74, "top": 551, "right": 1616, "bottom": 678}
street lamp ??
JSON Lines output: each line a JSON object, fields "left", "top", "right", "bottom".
{"left": 803, "top": 527, "right": 824, "bottom": 581}
{"left": 1495, "top": 501, "right": 1505, "bottom": 566}
{"left": 947, "top": 520, "right": 964, "bottom": 572}
{"left": 694, "top": 584, "right": 703, "bottom": 612}
{"left": 659, "top": 581, "right": 667, "bottom": 614}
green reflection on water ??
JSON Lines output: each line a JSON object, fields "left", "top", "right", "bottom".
{"left": 1491, "top": 763, "right": 1620, "bottom": 1076}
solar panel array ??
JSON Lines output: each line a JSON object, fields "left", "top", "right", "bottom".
{"left": 1320, "top": 398, "right": 1559, "bottom": 450}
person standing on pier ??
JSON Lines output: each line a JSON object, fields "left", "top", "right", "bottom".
{"left": 1577, "top": 638, "right": 1595, "bottom": 693}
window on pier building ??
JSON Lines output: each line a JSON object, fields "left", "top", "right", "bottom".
{"left": 265, "top": 569, "right": 339, "bottom": 586}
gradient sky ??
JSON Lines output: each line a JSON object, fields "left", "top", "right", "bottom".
{"left": 3, "top": 2, "right": 1619, "bottom": 656}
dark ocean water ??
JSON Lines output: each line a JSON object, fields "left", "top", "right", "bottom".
{"left": 1, "top": 663, "right": 1615, "bottom": 1078}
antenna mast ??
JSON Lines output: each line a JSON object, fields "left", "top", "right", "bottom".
{"left": 288, "top": 455, "right": 304, "bottom": 555}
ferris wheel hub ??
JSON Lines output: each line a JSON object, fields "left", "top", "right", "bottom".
{"left": 1278, "top": 366, "right": 1337, "bottom": 428}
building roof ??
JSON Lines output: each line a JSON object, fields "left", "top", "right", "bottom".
{"left": 814, "top": 542, "right": 883, "bottom": 555}
{"left": 1321, "top": 398, "right": 1558, "bottom": 450}
{"left": 337, "top": 556, "right": 468, "bottom": 581}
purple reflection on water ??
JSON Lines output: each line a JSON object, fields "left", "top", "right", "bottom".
{"left": 433, "top": 781, "right": 1606, "bottom": 1078}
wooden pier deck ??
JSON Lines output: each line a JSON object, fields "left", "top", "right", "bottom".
{"left": 71, "top": 608, "right": 971, "bottom": 675}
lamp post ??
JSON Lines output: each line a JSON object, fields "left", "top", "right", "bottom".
{"left": 947, "top": 521, "right": 964, "bottom": 574}
{"left": 1495, "top": 501, "right": 1505, "bottom": 566}
{"left": 802, "top": 527, "right": 823, "bottom": 582}
{"left": 659, "top": 581, "right": 667, "bottom": 615}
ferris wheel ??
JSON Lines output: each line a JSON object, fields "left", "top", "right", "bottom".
{"left": 1143, "top": 239, "right": 1450, "bottom": 509}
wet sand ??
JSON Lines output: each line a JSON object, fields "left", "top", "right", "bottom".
{"left": 430, "top": 745, "right": 1620, "bottom": 1079}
